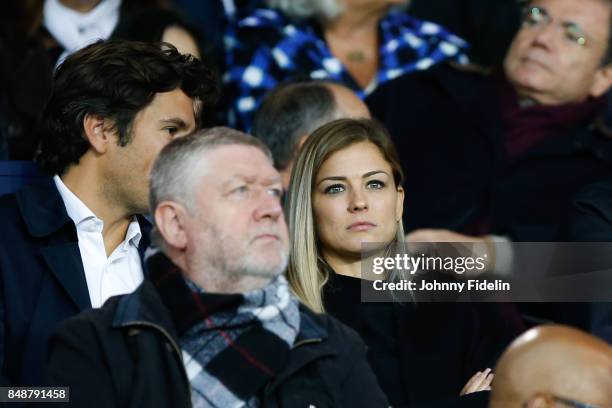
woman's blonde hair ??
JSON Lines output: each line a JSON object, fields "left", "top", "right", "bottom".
{"left": 286, "top": 118, "right": 405, "bottom": 313}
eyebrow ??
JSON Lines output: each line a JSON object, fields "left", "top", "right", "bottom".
{"left": 316, "top": 170, "right": 389, "bottom": 185}
{"left": 159, "top": 118, "right": 190, "bottom": 129}
{"left": 223, "top": 174, "right": 282, "bottom": 187}
{"left": 534, "top": 6, "right": 588, "bottom": 38}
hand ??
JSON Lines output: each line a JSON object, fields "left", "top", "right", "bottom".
{"left": 460, "top": 368, "right": 494, "bottom": 395}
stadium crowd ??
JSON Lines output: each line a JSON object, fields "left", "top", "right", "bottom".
{"left": 0, "top": 0, "right": 611, "bottom": 407}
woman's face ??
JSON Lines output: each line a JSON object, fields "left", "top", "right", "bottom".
{"left": 162, "top": 25, "right": 200, "bottom": 59}
{"left": 312, "top": 141, "right": 404, "bottom": 260}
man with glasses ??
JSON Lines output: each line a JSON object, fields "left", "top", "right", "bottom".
{"left": 490, "top": 325, "right": 612, "bottom": 408}
{"left": 367, "top": 0, "right": 612, "bottom": 242}
{"left": 365, "top": 0, "right": 612, "bottom": 339}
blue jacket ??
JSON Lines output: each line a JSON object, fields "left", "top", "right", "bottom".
{"left": 0, "top": 177, "right": 150, "bottom": 385}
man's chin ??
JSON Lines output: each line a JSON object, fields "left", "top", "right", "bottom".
{"left": 242, "top": 254, "right": 289, "bottom": 278}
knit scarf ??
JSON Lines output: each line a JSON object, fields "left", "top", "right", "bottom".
{"left": 497, "top": 75, "right": 608, "bottom": 159}
{"left": 149, "top": 253, "right": 300, "bottom": 408}
{"left": 43, "top": 0, "right": 121, "bottom": 67}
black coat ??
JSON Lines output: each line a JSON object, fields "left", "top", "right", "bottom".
{"left": 557, "top": 181, "right": 612, "bottom": 343}
{"left": 324, "top": 274, "right": 518, "bottom": 407}
{"left": 44, "top": 279, "right": 389, "bottom": 408}
{"left": 0, "top": 177, "right": 150, "bottom": 386}
{"left": 366, "top": 63, "right": 612, "bottom": 241}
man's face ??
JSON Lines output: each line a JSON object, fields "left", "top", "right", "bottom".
{"left": 107, "top": 89, "right": 196, "bottom": 214}
{"left": 185, "top": 145, "right": 289, "bottom": 281}
{"left": 504, "top": 0, "right": 612, "bottom": 105}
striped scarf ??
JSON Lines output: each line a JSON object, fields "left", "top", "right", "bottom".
{"left": 149, "top": 253, "right": 300, "bottom": 408}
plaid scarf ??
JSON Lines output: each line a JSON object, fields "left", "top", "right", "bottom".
{"left": 149, "top": 253, "right": 300, "bottom": 408}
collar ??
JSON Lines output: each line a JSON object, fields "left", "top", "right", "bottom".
{"left": 53, "top": 174, "right": 97, "bottom": 227}
{"left": 17, "top": 177, "right": 75, "bottom": 237}
{"left": 44, "top": 0, "right": 121, "bottom": 65}
{"left": 112, "top": 248, "right": 323, "bottom": 343}
{"left": 53, "top": 175, "right": 142, "bottom": 248}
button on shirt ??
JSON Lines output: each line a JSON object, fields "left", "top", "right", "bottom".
{"left": 53, "top": 175, "right": 144, "bottom": 308}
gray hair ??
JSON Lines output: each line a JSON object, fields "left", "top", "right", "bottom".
{"left": 265, "top": 0, "right": 343, "bottom": 20}
{"left": 251, "top": 81, "right": 342, "bottom": 170}
{"left": 149, "top": 127, "right": 272, "bottom": 248}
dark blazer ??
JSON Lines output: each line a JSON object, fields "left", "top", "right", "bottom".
{"left": 323, "top": 274, "right": 519, "bottom": 407}
{"left": 45, "top": 280, "right": 389, "bottom": 408}
{"left": 366, "top": 63, "right": 612, "bottom": 241}
{"left": 0, "top": 177, "right": 150, "bottom": 386}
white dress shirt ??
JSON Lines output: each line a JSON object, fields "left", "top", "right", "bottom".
{"left": 53, "top": 175, "right": 144, "bottom": 308}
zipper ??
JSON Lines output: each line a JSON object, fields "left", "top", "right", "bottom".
{"left": 121, "top": 320, "right": 193, "bottom": 406}
{"left": 291, "top": 338, "right": 322, "bottom": 349}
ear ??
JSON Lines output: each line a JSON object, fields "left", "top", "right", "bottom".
{"left": 154, "top": 202, "right": 189, "bottom": 250}
{"left": 82, "top": 114, "right": 113, "bottom": 154}
{"left": 395, "top": 186, "right": 405, "bottom": 222}
{"left": 589, "top": 65, "right": 612, "bottom": 98}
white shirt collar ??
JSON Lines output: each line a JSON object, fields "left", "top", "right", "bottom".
{"left": 53, "top": 175, "right": 142, "bottom": 248}
{"left": 54, "top": 174, "right": 97, "bottom": 226}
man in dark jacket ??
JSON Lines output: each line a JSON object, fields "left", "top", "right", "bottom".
{"left": 45, "top": 127, "right": 388, "bottom": 407}
{"left": 367, "top": 0, "right": 612, "bottom": 242}
{"left": 0, "top": 39, "right": 217, "bottom": 386}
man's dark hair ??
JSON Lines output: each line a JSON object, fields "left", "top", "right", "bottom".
{"left": 37, "top": 39, "right": 219, "bottom": 175}
{"left": 251, "top": 81, "right": 339, "bottom": 170}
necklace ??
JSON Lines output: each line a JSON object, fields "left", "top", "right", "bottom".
{"left": 347, "top": 50, "right": 367, "bottom": 63}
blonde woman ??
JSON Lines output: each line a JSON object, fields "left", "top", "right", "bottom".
{"left": 286, "top": 118, "right": 514, "bottom": 406}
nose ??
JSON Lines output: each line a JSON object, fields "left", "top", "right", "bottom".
{"left": 531, "top": 21, "right": 556, "bottom": 50}
{"left": 253, "top": 190, "right": 283, "bottom": 221}
{"left": 348, "top": 188, "right": 368, "bottom": 212}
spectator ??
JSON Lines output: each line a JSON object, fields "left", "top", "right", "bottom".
{"left": 490, "top": 325, "right": 612, "bottom": 408}
{"left": 252, "top": 80, "right": 370, "bottom": 189}
{"left": 45, "top": 127, "right": 389, "bottom": 408}
{"left": 112, "top": 8, "right": 204, "bottom": 59}
{"left": 0, "top": 40, "right": 217, "bottom": 386}
{"left": 0, "top": 0, "right": 170, "bottom": 160}
{"left": 42, "top": 0, "right": 170, "bottom": 65}
{"left": 0, "top": 0, "right": 53, "bottom": 159}
{"left": 170, "top": 0, "right": 264, "bottom": 68}
{"left": 285, "top": 118, "right": 515, "bottom": 407}
{"left": 223, "top": 0, "right": 469, "bottom": 130}
{"left": 368, "top": 0, "right": 612, "bottom": 242}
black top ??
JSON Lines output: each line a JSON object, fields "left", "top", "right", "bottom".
{"left": 322, "top": 271, "right": 520, "bottom": 408}
{"left": 324, "top": 272, "right": 408, "bottom": 406}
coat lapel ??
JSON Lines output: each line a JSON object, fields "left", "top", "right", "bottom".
{"left": 17, "top": 177, "right": 91, "bottom": 310}
{"left": 40, "top": 242, "right": 91, "bottom": 310}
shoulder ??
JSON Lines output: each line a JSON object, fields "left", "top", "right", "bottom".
{"left": 229, "top": 8, "right": 295, "bottom": 41}
{"left": 299, "top": 306, "right": 367, "bottom": 354}
{"left": 52, "top": 295, "right": 123, "bottom": 343}
{"left": 372, "top": 62, "right": 490, "bottom": 98}
{"left": 367, "top": 62, "right": 494, "bottom": 121}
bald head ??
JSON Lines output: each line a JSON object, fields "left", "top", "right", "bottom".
{"left": 252, "top": 80, "right": 370, "bottom": 189}
{"left": 490, "top": 325, "right": 612, "bottom": 408}
{"left": 325, "top": 83, "right": 371, "bottom": 119}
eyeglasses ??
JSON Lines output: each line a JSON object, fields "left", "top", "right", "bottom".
{"left": 521, "top": 6, "right": 589, "bottom": 47}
